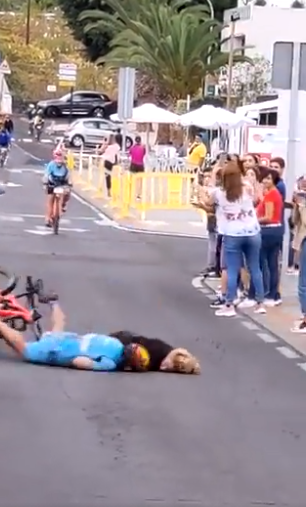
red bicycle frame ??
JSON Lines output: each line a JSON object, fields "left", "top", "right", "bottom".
{"left": 0, "top": 294, "right": 33, "bottom": 322}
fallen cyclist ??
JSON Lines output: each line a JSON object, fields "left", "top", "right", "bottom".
{"left": 0, "top": 293, "right": 148, "bottom": 371}
{"left": 110, "top": 331, "right": 200, "bottom": 374}
{"left": 0, "top": 293, "right": 200, "bottom": 374}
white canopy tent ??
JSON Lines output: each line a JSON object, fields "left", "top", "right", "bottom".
{"left": 110, "top": 103, "right": 179, "bottom": 124}
{"left": 178, "top": 105, "right": 256, "bottom": 129}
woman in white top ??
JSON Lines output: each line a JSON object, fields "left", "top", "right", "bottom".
{"left": 204, "top": 161, "right": 265, "bottom": 317}
{"left": 102, "top": 134, "right": 121, "bottom": 197}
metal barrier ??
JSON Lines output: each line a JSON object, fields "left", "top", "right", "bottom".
{"left": 68, "top": 150, "right": 206, "bottom": 222}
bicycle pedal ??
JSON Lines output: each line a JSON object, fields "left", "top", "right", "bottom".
{"left": 32, "top": 309, "right": 42, "bottom": 322}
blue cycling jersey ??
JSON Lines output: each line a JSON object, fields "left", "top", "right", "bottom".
{"left": 0, "top": 130, "right": 10, "bottom": 147}
{"left": 45, "top": 161, "right": 68, "bottom": 184}
{"left": 24, "top": 332, "right": 125, "bottom": 371}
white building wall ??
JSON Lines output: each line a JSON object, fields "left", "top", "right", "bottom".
{"left": 222, "top": 6, "right": 306, "bottom": 61}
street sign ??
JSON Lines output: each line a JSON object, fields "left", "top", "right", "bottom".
{"left": 47, "top": 84, "right": 57, "bottom": 92}
{"left": 224, "top": 5, "right": 251, "bottom": 23}
{"left": 0, "top": 59, "right": 11, "bottom": 75}
{"left": 58, "top": 63, "right": 77, "bottom": 87}
{"left": 117, "top": 67, "right": 136, "bottom": 120}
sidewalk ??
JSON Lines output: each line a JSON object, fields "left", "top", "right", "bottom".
{"left": 203, "top": 274, "right": 306, "bottom": 356}
{"left": 72, "top": 175, "right": 208, "bottom": 237}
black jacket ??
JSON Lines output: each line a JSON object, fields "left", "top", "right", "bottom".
{"left": 110, "top": 331, "right": 173, "bottom": 371}
{"left": 4, "top": 119, "right": 13, "bottom": 134}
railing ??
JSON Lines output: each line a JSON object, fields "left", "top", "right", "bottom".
{"left": 68, "top": 150, "right": 206, "bottom": 223}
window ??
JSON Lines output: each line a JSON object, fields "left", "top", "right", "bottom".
{"left": 79, "top": 92, "right": 104, "bottom": 101}
{"left": 97, "top": 121, "right": 111, "bottom": 130}
{"left": 83, "top": 121, "right": 98, "bottom": 129}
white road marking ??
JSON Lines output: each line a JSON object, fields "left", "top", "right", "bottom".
{"left": 191, "top": 276, "right": 204, "bottom": 290}
{"left": 0, "top": 215, "right": 24, "bottom": 222}
{"left": 35, "top": 225, "right": 88, "bottom": 233}
{"left": 257, "top": 332, "right": 278, "bottom": 343}
{"left": 276, "top": 346, "right": 300, "bottom": 359}
{"left": 25, "top": 229, "right": 51, "bottom": 235}
{"left": 297, "top": 363, "right": 306, "bottom": 372}
{"left": 5, "top": 182, "right": 22, "bottom": 187}
{"left": 241, "top": 320, "right": 260, "bottom": 331}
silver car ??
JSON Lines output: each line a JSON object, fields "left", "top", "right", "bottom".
{"left": 63, "top": 118, "right": 133, "bottom": 149}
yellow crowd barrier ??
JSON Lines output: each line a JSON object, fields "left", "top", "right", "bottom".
{"left": 68, "top": 150, "right": 206, "bottom": 222}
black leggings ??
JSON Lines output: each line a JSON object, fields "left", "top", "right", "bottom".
{"left": 104, "top": 160, "right": 114, "bottom": 191}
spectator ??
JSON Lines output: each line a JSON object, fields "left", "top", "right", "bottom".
{"left": 187, "top": 134, "right": 207, "bottom": 172}
{"left": 202, "top": 160, "right": 265, "bottom": 317}
{"left": 102, "top": 134, "right": 121, "bottom": 198}
{"left": 290, "top": 182, "right": 306, "bottom": 332}
{"left": 242, "top": 153, "right": 260, "bottom": 173}
{"left": 196, "top": 170, "right": 218, "bottom": 278}
{"left": 4, "top": 114, "right": 13, "bottom": 134}
{"left": 257, "top": 168, "right": 283, "bottom": 306}
{"left": 129, "top": 135, "right": 146, "bottom": 200}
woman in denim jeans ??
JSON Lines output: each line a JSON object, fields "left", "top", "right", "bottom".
{"left": 291, "top": 184, "right": 306, "bottom": 333}
{"left": 245, "top": 169, "right": 284, "bottom": 307}
{"left": 203, "top": 161, "right": 265, "bottom": 317}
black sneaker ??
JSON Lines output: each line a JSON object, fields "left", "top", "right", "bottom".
{"left": 210, "top": 297, "right": 225, "bottom": 308}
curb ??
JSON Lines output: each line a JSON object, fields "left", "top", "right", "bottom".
{"left": 72, "top": 185, "right": 207, "bottom": 239}
{"left": 201, "top": 276, "right": 306, "bottom": 358}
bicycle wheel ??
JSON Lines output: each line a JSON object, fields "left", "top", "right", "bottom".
{"left": 0, "top": 268, "right": 18, "bottom": 296}
{"left": 24, "top": 276, "right": 43, "bottom": 341}
{"left": 53, "top": 198, "right": 60, "bottom": 235}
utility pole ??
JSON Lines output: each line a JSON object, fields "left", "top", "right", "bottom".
{"left": 25, "top": 0, "right": 31, "bottom": 45}
{"left": 225, "top": 12, "right": 240, "bottom": 110}
{"left": 201, "top": 0, "right": 215, "bottom": 97}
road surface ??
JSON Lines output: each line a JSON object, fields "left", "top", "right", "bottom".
{"left": 0, "top": 132, "right": 305, "bottom": 507}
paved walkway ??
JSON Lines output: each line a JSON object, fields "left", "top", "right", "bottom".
{"left": 203, "top": 273, "right": 306, "bottom": 356}
{"left": 71, "top": 174, "right": 208, "bottom": 237}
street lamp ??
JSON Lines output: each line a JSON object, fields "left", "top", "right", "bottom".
{"left": 26, "top": 0, "right": 31, "bottom": 45}
{"left": 202, "top": 0, "right": 215, "bottom": 97}
{"left": 225, "top": 11, "right": 241, "bottom": 109}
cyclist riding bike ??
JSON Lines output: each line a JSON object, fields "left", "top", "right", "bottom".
{"left": 0, "top": 122, "right": 11, "bottom": 164}
{"left": 43, "top": 150, "right": 71, "bottom": 227}
{"left": 0, "top": 292, "right": 149, "bottom": 372}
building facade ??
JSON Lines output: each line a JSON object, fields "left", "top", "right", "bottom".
{"left": 222, "top": 6, "right": 306, "bottom": 61}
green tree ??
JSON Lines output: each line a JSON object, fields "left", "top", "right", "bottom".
{"left": 80, "top": 0, "right": 246, "bottom": 100}
{"left": 58, "top": 0, "right": 237, "bottom": 61}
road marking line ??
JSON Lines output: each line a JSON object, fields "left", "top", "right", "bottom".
{"left": 297, "top": 363, "right": 306, "bottom": 372}
{"left": 206, "top": 294, "right": 216, "bottom": 300}
{"left": 191, "top": 276, "right": 204, "bottom": 290}
{"left": 276, "top": 346, "right": 300, "bottom": 359}
{"left": 198, "top": 287, "right": 209, "bottom": 294}
{"left": 257, "top": 332, "right": 278, "bottom": 343}
{"left": 0, "top": 215, "right": 24, "bottom": 222}
{"left": 241, "top": 320, "right": 260, "bottom": 331}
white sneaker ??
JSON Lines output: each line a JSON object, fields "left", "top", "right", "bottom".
{"left": 238, "top": 298, "right": 256, "bottom": 309}
{"left": 254, "top": 305, "right": 267, "bottom": 315}
{"left": 264, "top": 299, "right": 282, "bottom": 307}
{"left": 215, "top": 306, "right": 236, "bottom": 317}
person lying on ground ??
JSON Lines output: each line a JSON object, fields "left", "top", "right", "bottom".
{"left": 110, "top": 331, "right": 201, "bottom": 374}
{"left": 0, "top": 294, "right": 149, "bottom": 372}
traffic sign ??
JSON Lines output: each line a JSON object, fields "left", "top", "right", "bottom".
{"left": 0, "top": 59, "right": 11, "bottom": 75}
{"left": 224, "top": 5, "right": 251, "bottom": 23}
{"left": 58, "top": 62, "right": 77, "bottom": 86}
{"left": 47, "top": 84, "right": 57, "bottom": 92}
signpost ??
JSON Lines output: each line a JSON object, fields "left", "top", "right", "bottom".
{"left": 271, "top": 41, "right": 306, "bottom": 272}
{"left": 224, "top": 5, "right": 251, "bottom": 109}
{"left": 0, "top": 59, "right": 11, "bottom": 114}
{"left": 58, "top": 63, "right": 77, "bottom": 121}
{"left": 117, "top": 67, "right": 136, "bottom": 151}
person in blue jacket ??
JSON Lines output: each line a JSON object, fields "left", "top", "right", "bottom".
{"left": 0, "top": 292, "right": 148, "bottom": 372}
{"left": 43, "top": 150, "right": 71, "bottom": 226}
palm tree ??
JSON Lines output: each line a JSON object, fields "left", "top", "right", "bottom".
{"left": 80, "top": 0, "right": 249, "bottom": 100}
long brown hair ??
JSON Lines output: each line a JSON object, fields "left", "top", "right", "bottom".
{"left": 221, "top": 161, "right": 243, "bottom": 202}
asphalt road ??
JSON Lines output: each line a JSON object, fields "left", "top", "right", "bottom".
{"left": 0, "top": 126, "right": 306, "bottom": 507}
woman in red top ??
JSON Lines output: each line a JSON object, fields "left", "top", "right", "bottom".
{"left": 257, "top": 168, "right": 284, "bottom": 305}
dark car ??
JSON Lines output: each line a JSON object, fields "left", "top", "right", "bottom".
{"left": 36, "top": 90, "right": 117, "bottom": 119}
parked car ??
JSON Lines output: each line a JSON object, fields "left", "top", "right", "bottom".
{"left": 63, "top": 118, "right": 134, "bottom": 149}
{"left": 36, "top": 90, "right": 117, "bottom": 119}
